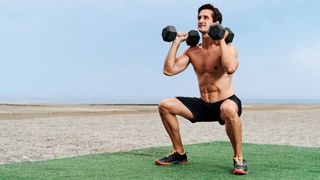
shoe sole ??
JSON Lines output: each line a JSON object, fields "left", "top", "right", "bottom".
{"left": 232, "top": 169, "right": 248, "bottom": 175}
{"left": 154, "top": 159, "right": 189, "bottom": 166}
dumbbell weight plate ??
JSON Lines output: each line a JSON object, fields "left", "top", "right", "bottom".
{"left": 162, "top": 26, "right": 177, "bottom": 42}
{"left": 208, "top": 24, "right": 226, "bottom": 40}
{"left": 225, "top": 27, "right": 234, "bottom": 44}
{"left": 186, "top": 30, "right": 200, "bottom": 47}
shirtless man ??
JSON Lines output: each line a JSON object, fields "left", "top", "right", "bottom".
{"left": 154, "top": 4, "right": 248, "bottom": 175}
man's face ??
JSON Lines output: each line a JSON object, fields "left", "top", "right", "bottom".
{"left": 198, "top": 9, "right": 217, "bottom": 33}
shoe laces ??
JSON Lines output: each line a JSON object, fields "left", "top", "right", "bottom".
{"left": 166, "top": 150, "right": 185, "bottom": 157}
{"left": 233, "top": 157, "right": 244, "bottom": 164}
{"left": 166, "top": 151, "right": 176, "bottom": 157}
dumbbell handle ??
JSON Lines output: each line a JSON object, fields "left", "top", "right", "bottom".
{"left": 162, "top": 26, "right": 199, "bottom": 46}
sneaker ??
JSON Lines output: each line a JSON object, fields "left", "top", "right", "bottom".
{"left": 232, "top": 158, "right": 248, "bottom": 175}
{"left": 154, "top": 151, "right": 188, "bottom": 165}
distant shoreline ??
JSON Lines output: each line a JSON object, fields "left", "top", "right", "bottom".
{"left": 1, "top": 102, "right": 320, "bottom": 106}
{"left": 1, "top": 97, "right": 320, "bottom": 105}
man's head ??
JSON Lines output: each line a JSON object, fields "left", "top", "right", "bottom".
{"left": 197, "top": 4, "right": 222, "bottom": 33}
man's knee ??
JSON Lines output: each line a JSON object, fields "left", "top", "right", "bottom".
{"left": 220, "top": 100, "right": 239, "bottom": 123}
{"left": 158, "top": 98, "right": 176, "bottom": 114}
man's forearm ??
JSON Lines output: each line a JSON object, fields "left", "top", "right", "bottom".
{"left": 220, "top": 41, "right": 237, "bottom": 74}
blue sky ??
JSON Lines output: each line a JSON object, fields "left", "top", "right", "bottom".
{"left": 1, "top": 0, "right": 320, "bottom": 103}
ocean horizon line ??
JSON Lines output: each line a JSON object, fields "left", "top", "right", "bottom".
{"left": 0, "top": 97, "right": 320, "bottom": 105}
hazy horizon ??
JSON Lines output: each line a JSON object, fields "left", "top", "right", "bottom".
{"left": 1, "top": 96, "right": 320, "bottom": 105}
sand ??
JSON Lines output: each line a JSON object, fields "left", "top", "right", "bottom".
{"left": 0, "top": 104, "right": 319, "bottom": 164}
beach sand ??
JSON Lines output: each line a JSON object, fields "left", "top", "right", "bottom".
{"left": 0, "top": 104, "right": 319, "bottom": 164}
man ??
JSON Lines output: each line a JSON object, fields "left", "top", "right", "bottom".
{"left": 155, "top": 4, "right": 248, "bottom": 175}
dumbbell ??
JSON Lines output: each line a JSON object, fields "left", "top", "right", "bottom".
{"left": 161, "top": 25, "right": 200, "bottom": 47}
{"left": 208, "top": 24, "right": 234, "bottom": 44}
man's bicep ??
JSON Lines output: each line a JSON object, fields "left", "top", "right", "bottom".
{"left": 175, "top": 52, "right": 191, "bottom": 72}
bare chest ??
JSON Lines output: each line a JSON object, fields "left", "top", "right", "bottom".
{"left": 188, "top": 47, "right": 223, "bottom": 75}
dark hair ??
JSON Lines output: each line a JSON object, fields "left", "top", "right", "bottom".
{"left": 198, "top": 4, "right": 222, "bottom": 24}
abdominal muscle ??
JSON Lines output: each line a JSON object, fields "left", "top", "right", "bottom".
{"left": 197, "top": 72, "right": 234, "bottom": 103}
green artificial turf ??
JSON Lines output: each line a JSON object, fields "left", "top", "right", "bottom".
{"left": 0, "top": 141, "right": 319, "bottom": 179}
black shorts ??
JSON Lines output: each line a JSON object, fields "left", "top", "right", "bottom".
{"left": 176, "top": 95, "right": 242, "bottom": 125}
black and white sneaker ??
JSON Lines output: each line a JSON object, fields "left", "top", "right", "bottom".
{"left": 233, "top": 158, "right": 248, "bottom": 175}
{"left": 155, "top": 151, "right": 188, "bottom": 165}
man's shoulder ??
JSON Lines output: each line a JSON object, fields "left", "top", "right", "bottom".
{"left": 185, "top": 46, "right": 201, "bottom": 63}
{"left": 185, "top": 45, "right": 202, "bottom": 54}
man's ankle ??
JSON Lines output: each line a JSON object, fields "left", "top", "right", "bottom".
{"left": 175, "top": 150, "right": 186, "bottom": 155}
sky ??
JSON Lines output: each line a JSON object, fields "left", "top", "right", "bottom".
{"left": 0, "top": 0, "right": 320, "bottom": 103}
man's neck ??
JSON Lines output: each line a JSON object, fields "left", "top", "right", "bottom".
{"left": 201, "top": 34, "right": 219, "bottom": 49}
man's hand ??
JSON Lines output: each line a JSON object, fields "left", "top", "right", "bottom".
{"left": 219, "top": 30, "right": 229, "bottom": 44}
{"left": 174, "top": 32, "right": 188, "bottom": 43}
